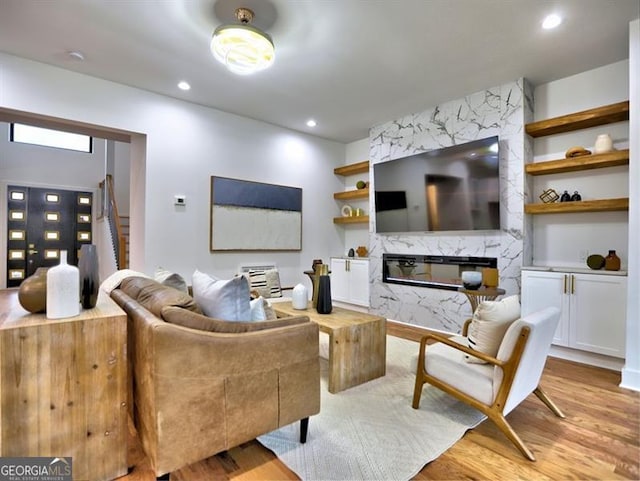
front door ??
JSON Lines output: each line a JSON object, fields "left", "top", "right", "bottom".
{"left": 7, "top": 185, "right": 93, "bottom": 287}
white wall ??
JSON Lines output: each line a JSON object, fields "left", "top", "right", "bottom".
{"left": 531, "top": 60, "right": 630, "bottom": 268}
{"left": 0, "top": 53, "right": 346, "bottom": 289}
{"left": 622, "top": 19, "right": 639, "bottom": 392}
{"left": 341, "top": 138, "right": 370, "bottom": 253}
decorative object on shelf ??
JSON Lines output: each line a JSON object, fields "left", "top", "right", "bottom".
{"left": 604, "top": 250, "right": 621, "bottom": 271}
{"left": 564, "top": 146, "right": 591, "bottom": 158}
{"left": 356, "top": 245, "right": 368, "bottom": 257}
{"left": 315, "top": 274, "right": 332, "bottom": 314}
{"left": 341, "top": 205, "right": 353, "bottom": 217}
{"left": 78, "top": 244, "right": 99, "bottom": 309}
{"left": 46, "top": 250, "right": 80, "bottom": 319}
{"left": 594, "top": 134, "right": 614, "bottom": 154}
{"left": 210, "top": 7, "right": 275, "bottom": 75}
{"left": 291, "top": 283, "right": 308, "bottom": 309}
{"left": 560, "top": 190, "right": 571, "bottom": 202}
{"left": 312, "top": 259, "right": 323, "bottom": 271}
{"left": 461, "top": 271, "right": 482, "bottom": 290}
{"left": 586, "top": 254, "right": 605, "bottom": 270}
{"left": 18, "top": 267, "right": 48, "bottom": 313}
{"left": 570, "top": 191, "right": 582, "bottom": 201}
{"left": 481, "top": 267, "right": 499, "bottom": 288}
{"left": 539, "top": 188, "right": 559, "bottom": 203}
{"left": 348, "top": 248, "right": 355, "bottom": 257}
{"left": 356, "top": 180, "right": 367, "bottom": 189}
{"left": 354, "top": 207, "right": 364, "bottom": 216}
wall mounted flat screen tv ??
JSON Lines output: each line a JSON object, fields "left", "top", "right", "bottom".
{"left": 374, "top": 136, "right": 500, "bottom": 233}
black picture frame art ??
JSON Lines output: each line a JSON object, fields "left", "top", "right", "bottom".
{"left": 210, "top": 176, "right": 302, "bottom": 251}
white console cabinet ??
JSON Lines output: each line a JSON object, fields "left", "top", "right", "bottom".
{"left": 521, "top": 269, "right": 626, "bottom": 358}
{"left": 330, "top": 258, "right": 369, "bottom": 307}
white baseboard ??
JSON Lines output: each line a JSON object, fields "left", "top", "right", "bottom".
{"left": 548, "top": 345, "right": 624, "bottom": 371}
{"left": 620, "top": 366, "right": 640, "bottom": 392}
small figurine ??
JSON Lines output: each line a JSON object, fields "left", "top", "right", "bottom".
{"left": 560, "top": 190, "right": 571, "bottom": 202}
{"left": 571, "top": 191, "right": 582, "bottom": 201}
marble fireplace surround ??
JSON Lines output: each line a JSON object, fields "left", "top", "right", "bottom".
{"left": 368, "top": 78, "right": 533, "bottom": 334}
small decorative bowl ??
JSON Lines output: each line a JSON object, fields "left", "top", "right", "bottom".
{"left": 461, "top": 271, "right": 482, "bottom": 290}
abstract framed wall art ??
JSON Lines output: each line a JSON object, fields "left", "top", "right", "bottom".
{"left": 210, "top": 176, "right": 302, "bottom": 251}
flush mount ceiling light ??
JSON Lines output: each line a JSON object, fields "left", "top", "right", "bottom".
{"left": 210, "top": 7, "right": 275, "bottom": 75}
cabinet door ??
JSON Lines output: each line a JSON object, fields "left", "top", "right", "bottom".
{"left": 348, "top": 259, "right": 370, "bottom": 307}
{"left": 521, "top": 270, "right": 570, "bottom": 346}
{"left": 330, "top": 258, "right": 349, "bottom": 303}
{"left": 570, "top": 274, "right": 626, "bottom": 358}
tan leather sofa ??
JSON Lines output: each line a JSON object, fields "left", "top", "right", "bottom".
{"left": 110, "top": 276, "right": 320, "bottom": 477}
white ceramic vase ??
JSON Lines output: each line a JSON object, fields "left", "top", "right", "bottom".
{"left": 46, "top": 250, "right": 80, "bottom": 319}
{"left": 594, "top": 134, "right": 613, "bottom": 154}
{"left": 292, "top": 283, "right": 309, "bottom": 309}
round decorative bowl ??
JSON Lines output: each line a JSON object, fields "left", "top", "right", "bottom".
{"left": 461, "top": 271, "right": 482, "bottom": 290}
{"left": 586, "top": 254, "right": 605, "bottom": 270}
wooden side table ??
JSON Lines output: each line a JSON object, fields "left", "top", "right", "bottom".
{"left": 459, "top": 286, "right": 506, "bottom": 312}
{"left": 0, "top": 289, "right": 127, "bottom": 481}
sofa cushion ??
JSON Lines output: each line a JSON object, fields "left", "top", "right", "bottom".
{"left": 119, "top": 276, "right": 202, "bottom": 317}
{"left": 465, "top": 294, "right": 520, "bottom": 364}
{"left": 192, "top": 270, "right": 251, "bottom": 321}
{"left": 244, "top": 268, "right": 282, "bottom": 298}
{"left": 161, "top": 306, "right": 308, "bottom": 333}
{"left": 155, "top": 267, "right": 189, "bottom": 293}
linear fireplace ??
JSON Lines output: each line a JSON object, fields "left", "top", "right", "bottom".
{"left": 382, "top": 253, "right": 497, "bottom": 291}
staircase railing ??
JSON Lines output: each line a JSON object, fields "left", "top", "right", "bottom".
{"left": 101, "top": 174, "right": 127, "bottom": 269}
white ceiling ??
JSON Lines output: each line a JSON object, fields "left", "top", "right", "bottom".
{"left": 0, "top": 0, "right": 638, "bottom": 143}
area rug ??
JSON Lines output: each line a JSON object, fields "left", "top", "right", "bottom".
{"left": 257, "top": 334, "right": 486, "bottom": 481}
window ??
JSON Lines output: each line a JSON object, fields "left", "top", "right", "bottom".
{"left": 10, "top": 123, "right": 92, "bottom": 152}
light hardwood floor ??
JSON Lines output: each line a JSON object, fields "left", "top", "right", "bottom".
{"left": 119, "top": 322, "right": 640, "bottom": 481}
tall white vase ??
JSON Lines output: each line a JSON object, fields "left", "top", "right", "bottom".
{"left": 46, "top": 250, "right": 80, "bottom": 319}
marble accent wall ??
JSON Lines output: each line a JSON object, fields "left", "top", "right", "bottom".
{"left": 368, "top": 79, "right": 534, "bottom": 333}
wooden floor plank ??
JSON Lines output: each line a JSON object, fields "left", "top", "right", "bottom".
{"left": 116, "top": 326, "right": 640, "bottom": 481}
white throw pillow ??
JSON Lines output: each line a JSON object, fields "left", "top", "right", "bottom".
{"left": 465, "top": 294, "right": 521, "bottom": 364}
{"left": 250, "top": 296, "right": 267, "bottom": 321}
{"left": 192, "top": 270, "right": 251, "bottom": 321}
{"left": 155, "top": 267, "right": 188, "bottom": 293}
{"left": 100, "top": 269, "right": 150, "bottom": 294}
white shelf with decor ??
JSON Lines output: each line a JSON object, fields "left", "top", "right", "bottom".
{"left": 333, "top": 160, "right": 369, "bottom": 225}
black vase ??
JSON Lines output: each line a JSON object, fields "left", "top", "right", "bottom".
{"left": 78, "top": 244, "right": 99, "bottom": 309}
{"left": 316, "top": 275, "right": 332, "bottom": 314}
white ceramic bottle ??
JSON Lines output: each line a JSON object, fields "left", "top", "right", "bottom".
{"left": 291, "top": 283, "right": 309, "bottom": 309}
{"left": 46, "top": 250, "right": 80, "bottom": 319}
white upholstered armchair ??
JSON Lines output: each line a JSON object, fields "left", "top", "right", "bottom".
{"left": 412, "top": 306, "right": 565, "bottom": 461}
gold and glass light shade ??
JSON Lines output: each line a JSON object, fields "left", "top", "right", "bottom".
{"left": 211, "top": 8, "right": 275, "bottom": 75}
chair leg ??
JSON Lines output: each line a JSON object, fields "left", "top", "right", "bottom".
{"left": 534, "top": 387, "right": 566, "bottom": 418}
{"left": 299, "top": 417, "right": 309, "bottom": 443}
{"left": 488, "top": 412, "right": 536, "bottom": 462}
{"left": 412, "top": 373, "right": 425, "bottom": 409}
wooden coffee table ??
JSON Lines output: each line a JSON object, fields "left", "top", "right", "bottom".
{"left": 275, "top": 301, "right": 386, "bottom": 394}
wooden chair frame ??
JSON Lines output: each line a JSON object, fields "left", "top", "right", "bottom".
{"left": 412, "top": 320, "right": 565, "bottom": 461}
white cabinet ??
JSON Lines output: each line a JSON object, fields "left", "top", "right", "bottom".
{"left": 330, "top": 258, "right": 369, "bottom": 307}
{"left": 521, "top": 269, "right": 627, "bottom": 358}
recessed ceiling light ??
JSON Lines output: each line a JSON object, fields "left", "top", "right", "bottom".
{"left": 542, "top": 14, "right": 562, "bottom": 30}
{"left": 306, "top": 119, "right": 317, "bottom": 127}
{"left": 177, "top": 81, "right": 191, "bottom": 91}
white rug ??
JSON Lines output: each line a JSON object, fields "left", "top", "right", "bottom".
{"left": 258, "top": 334, "right": 486, "bottom": 481}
